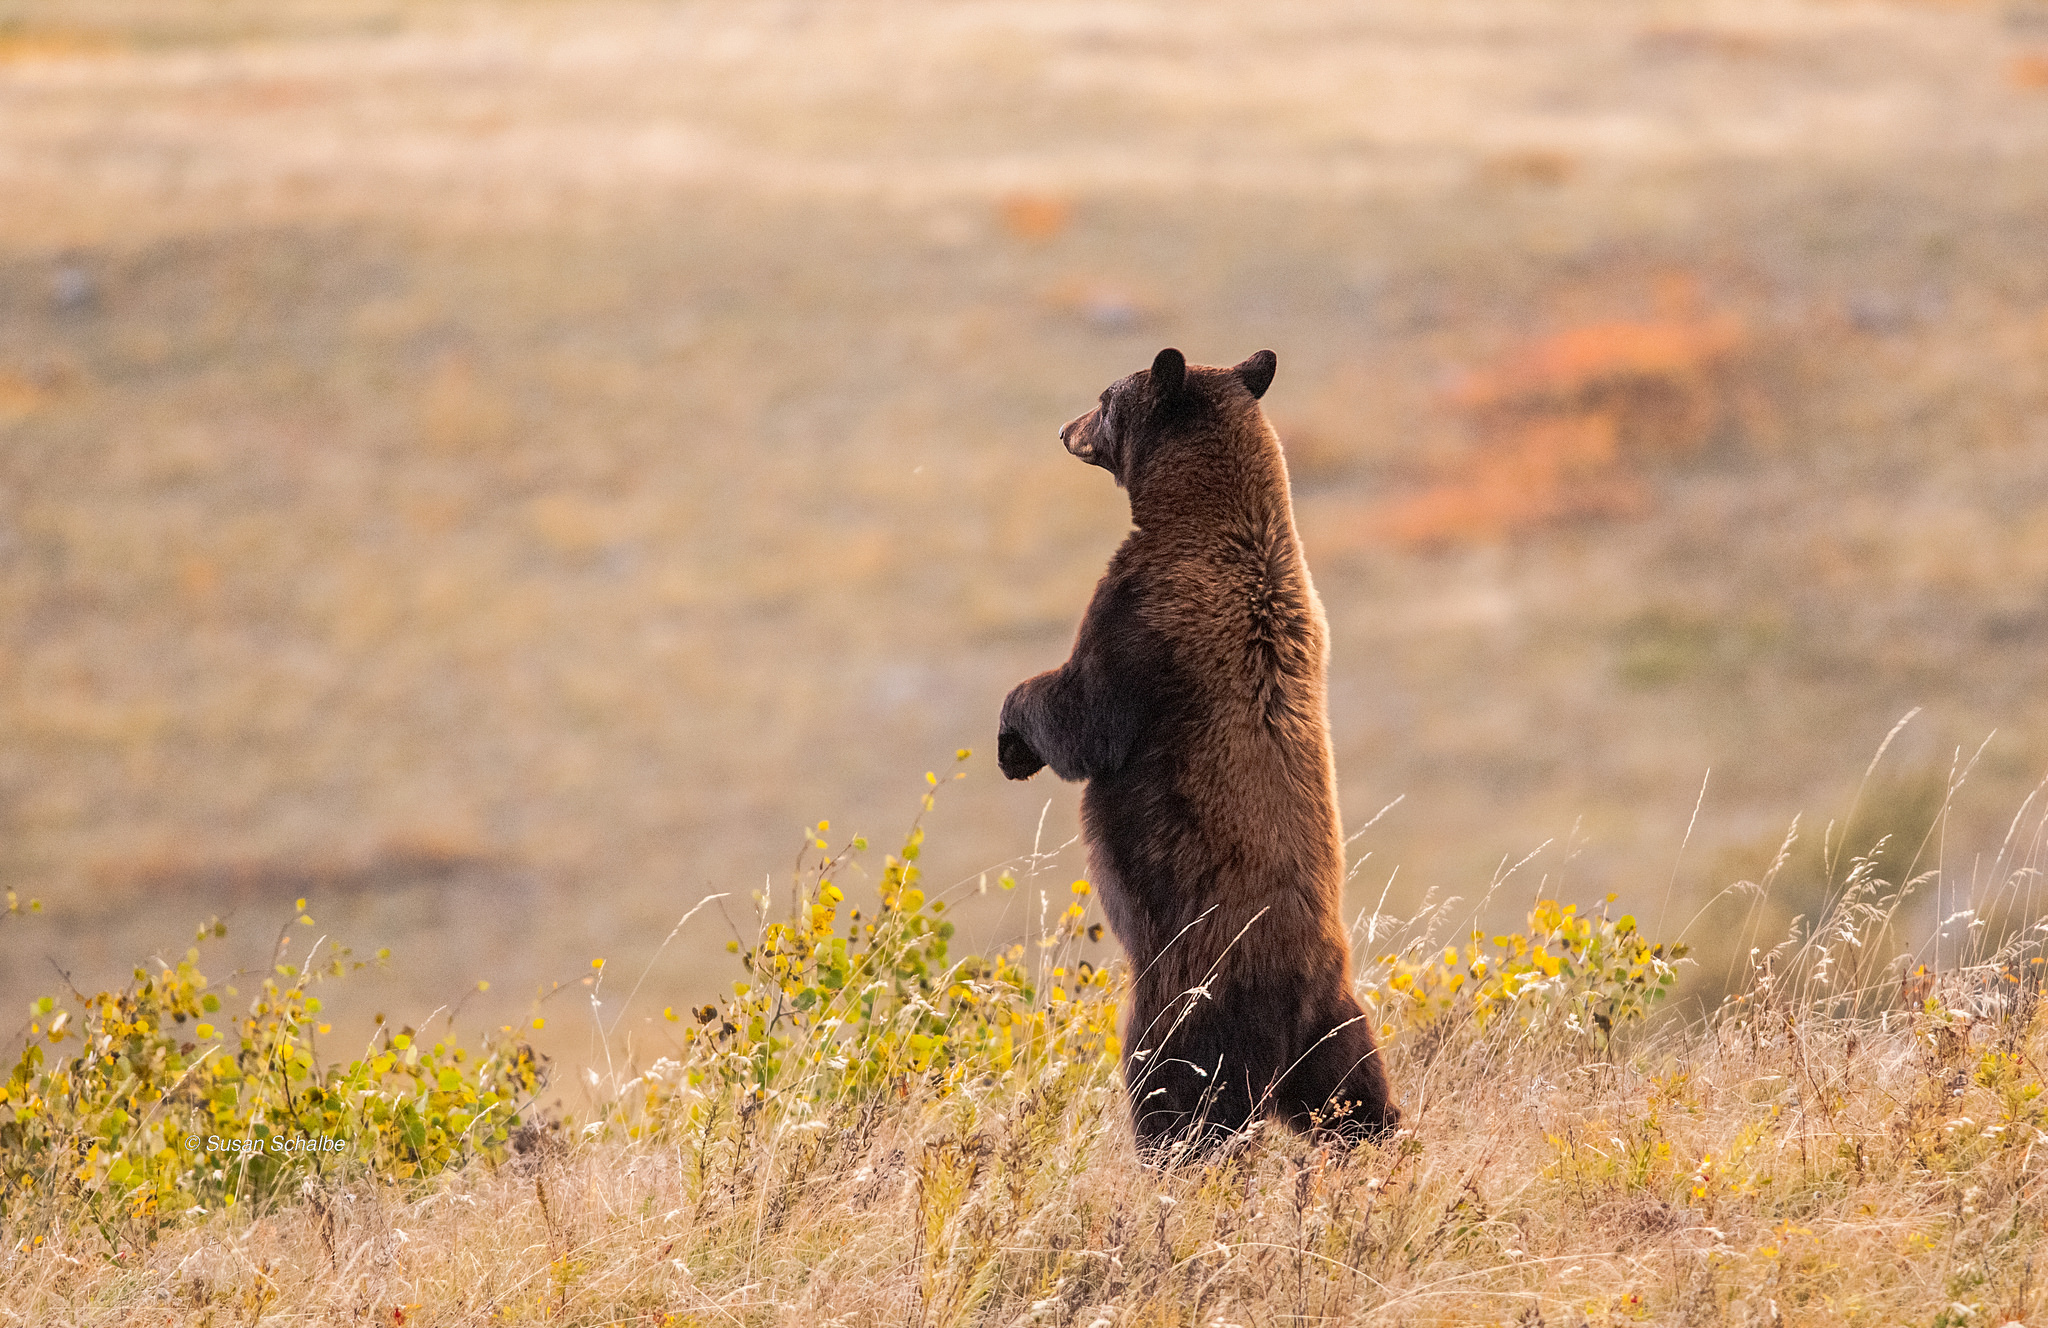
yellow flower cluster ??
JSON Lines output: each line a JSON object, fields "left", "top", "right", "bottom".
{"left": 1367, "top": 896, "right": 1690, "bottom": 1046}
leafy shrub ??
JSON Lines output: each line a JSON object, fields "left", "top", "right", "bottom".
{"left": 0, "top": 899, "right": 540, "bottom": 1235}
{"left": 621, "top": 750, "right": 1123, "bottom": 1133}
{"left": 1366, "top": 894, "right": 1690, "bottom": 1045}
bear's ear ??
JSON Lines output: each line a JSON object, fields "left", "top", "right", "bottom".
{"left": 1149, "top": 347, "right": 1187, "bottom": 404}
{"left": 1234, "top": 349, "right": 1277, "bottom": 400}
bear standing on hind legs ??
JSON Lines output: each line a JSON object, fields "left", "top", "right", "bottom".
{"left": 998, "top": 347, "right": 1400, "bottom": 1157}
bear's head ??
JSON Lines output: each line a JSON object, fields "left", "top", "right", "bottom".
{"left": 1058, "top": 348, "right": 1278, "bottom": 499}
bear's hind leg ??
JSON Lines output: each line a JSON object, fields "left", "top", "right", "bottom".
{"left": 1123, "top": 998, "right": 1260, "bottom": 1159}
{"left": 1276, "top": 999, "right": 1399, "bottom": 1144}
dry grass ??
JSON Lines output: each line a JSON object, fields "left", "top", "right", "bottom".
{"left": 6, "top": 964, "right": 2045, "bottom": 1326}
{"left": 9, "top": 766, "right": 2048, "bottom": 1325}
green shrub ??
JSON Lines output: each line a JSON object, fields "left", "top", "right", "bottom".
{"left": 621, "top": 750, "right": 1123, "bottom": 1133}
{"left": 0, "top": 900, "right": 539, "bottom": 1236}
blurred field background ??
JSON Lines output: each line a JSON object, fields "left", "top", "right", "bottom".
{"left": 5, "top": 0, "right": 2048, "bottom": 1073}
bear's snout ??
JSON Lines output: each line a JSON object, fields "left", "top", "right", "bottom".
{"left": 1060, "top": 409, "right": 1098, "bottom": 461}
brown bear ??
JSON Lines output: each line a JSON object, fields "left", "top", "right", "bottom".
{"left": 998, "top": 348, "right": 1399, "bottom": 1155}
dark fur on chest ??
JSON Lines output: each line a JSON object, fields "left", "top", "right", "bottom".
{"left": 998, "top": 348, "right": 1399, "bottom": 1156}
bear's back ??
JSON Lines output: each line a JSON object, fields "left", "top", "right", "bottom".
{"left": 1086, "top": 425, "right": 1349, "bottom": 977}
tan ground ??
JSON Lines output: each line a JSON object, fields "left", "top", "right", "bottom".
{"left": 5, "top": 0, "right": 2048, "bottom": 1063}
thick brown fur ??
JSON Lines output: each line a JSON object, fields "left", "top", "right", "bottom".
{"left": 998, "top": 348, "right": 1399, "bottom": 1157}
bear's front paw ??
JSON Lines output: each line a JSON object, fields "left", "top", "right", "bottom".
{"left": 998, "top": 728, "right": 1045, "bottom": 780}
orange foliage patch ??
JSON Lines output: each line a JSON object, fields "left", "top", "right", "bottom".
{"left": 2012, "top": 53, "right": 2048, "bottom": 91}
{"left": 1372, "top": 414, "right": 1648, "bottom": 547}
{"left": 0, "top": 366, "right": 77, "bottom": 419}
{"left": 1369, "top": 310, "right": 1747, "bottom": 548}
{"left": 177, "top": 555, "right": 222, "bottom": 603}
{"left": 1480, "top": 149, "right": 1578, "bottom": 187}
{"left": 0, "top": 371, "right": 50, "bottom": 419}
{"left": 998, "top": 193, "right": 1073, "bottom": 243}
{"left": 0, "top": 27, "right": 119, "bottom": 62}
{"left": 1448, "top": 314, "right": 1743, "bottom": 427}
